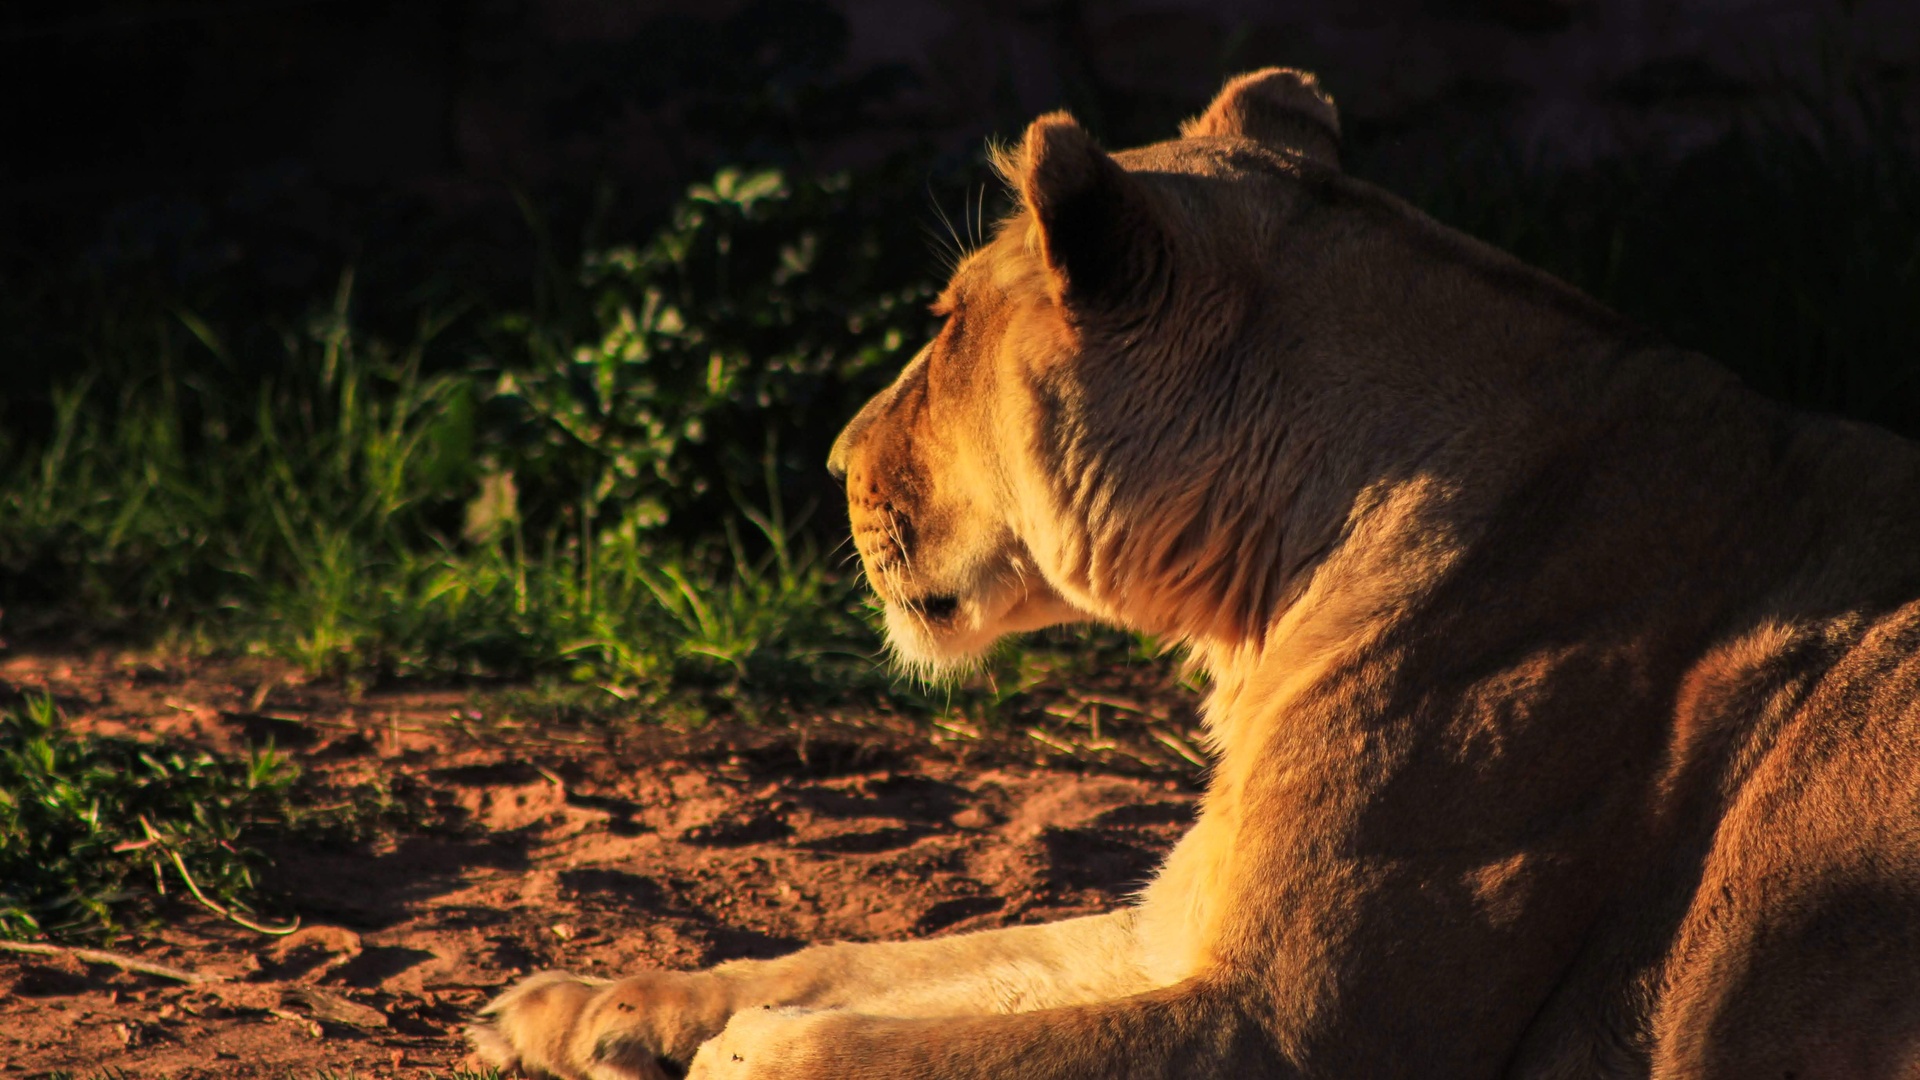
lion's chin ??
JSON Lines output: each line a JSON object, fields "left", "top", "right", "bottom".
{"left": 882, "top": 586, "right": 1087, "bottom": 679}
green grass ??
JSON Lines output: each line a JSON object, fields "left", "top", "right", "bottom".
{"left": 0, "top": 168, "right": 913, "bottom": 707}
{"left": 0, "top": 694, "right": 290, "bottom": 940}
{"left": 0, "top": 696, "right": 412, "bottom": 942}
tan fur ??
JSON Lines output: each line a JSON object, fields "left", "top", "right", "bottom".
{"left": 473, "top": 67, "right": 1920, "bottom": 1078}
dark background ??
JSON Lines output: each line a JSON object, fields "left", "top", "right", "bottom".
{"left": 5, "top": 0, "right": 1915, "bottom": 338}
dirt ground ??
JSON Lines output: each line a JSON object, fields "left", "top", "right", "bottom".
{"left": 0, "top": 651, "right": 1204, "bottom": 1079}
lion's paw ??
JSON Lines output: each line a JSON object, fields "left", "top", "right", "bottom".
{"left": 471, "top": 969, "right": 733, "bottom": 1080}
{"left": 687, "top": 1006, "right": 838, "bottom": 1080}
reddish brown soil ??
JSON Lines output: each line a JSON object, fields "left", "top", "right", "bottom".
{"left": 0, "top": 652, "right": 1203, "bottom": 1079}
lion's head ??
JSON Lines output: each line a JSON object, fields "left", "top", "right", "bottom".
{"left": 832, "top": 66, "right": 1595, "bottom": 681}
{"left": 827, "top": 69, "right": 1353, "bottom": 675}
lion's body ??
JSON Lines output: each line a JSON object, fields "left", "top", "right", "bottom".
{"left": 473, "top": 70, "right": 1920, "bottom": 1079}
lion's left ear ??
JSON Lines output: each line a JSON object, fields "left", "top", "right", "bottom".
{"left": 1181, "top": 67, "right": 1341, "bottom": 170}
{"left": 1010, "top": 112, "right": 1171, "bottom": 314}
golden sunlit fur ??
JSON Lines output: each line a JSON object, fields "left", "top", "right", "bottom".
{"left": 473, "top": 68, "right": 1920, "bottom": 1079}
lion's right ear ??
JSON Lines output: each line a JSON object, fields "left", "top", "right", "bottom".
{"left": 1006, "top": 113, "right": 1170, "bottom": 314}
{"left": 1181, "top": 67, "right": 1340, "bottom": 169}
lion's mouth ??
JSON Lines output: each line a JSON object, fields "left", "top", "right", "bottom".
{"left": 904, "top": 594, "right": 961, "bottom": 622}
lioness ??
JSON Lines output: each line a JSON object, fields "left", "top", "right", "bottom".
{"left": 472, "top": 68, "right": 1920, "bottom": 1078}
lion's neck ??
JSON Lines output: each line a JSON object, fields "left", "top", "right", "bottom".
{"left": 1182, "top": 465, "right": 1483, "bottom": 761}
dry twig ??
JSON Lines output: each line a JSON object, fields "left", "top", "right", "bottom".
{"left": 0, "top": 940, "right": 210, "bottom": 984}
{"left": 1026, "top": 727, "right": 1081, "bottom": 757}
{"left": 1149, "top": 727, "right": 1208, "bottom": 768}
{"left": 1072, "top": 691, "right": 1159, "bottom": 717}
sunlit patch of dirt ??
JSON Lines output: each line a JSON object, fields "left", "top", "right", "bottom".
{"left": 0, "top": 651, "right": 1201, "bottom": 1078}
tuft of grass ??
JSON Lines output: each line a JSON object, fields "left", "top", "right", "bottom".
{"left": 0, "top": 695, "right": 294, "bottom": 940}
{"left": 0, "top": 696, "right": 411, "bottom": 943}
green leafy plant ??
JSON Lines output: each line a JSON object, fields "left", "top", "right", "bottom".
{"left": 0, "top": 696, "right": 296, "bottom": 941}
{"left": 0, "top": 696, "right": 428, "bottom": 943}
{"left": 496, "top": 165, "right": 941, "bottom": 541}
{"left": 0, "top": 168, "right": 936, "bottom": 696}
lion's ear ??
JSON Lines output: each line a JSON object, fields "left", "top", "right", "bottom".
{"left": 1181, "top": 67, "right": 1340, "bottom": 169}
{"left": 1010, "top": 112, "right": 1170, "bottom": 313}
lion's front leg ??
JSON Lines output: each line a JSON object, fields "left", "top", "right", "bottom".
{"left": 683, "top": 982, "right": 1262, "bottom": 1080}
{"left": 471, "top": 910, "right": 1164, "bottom": 1078}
